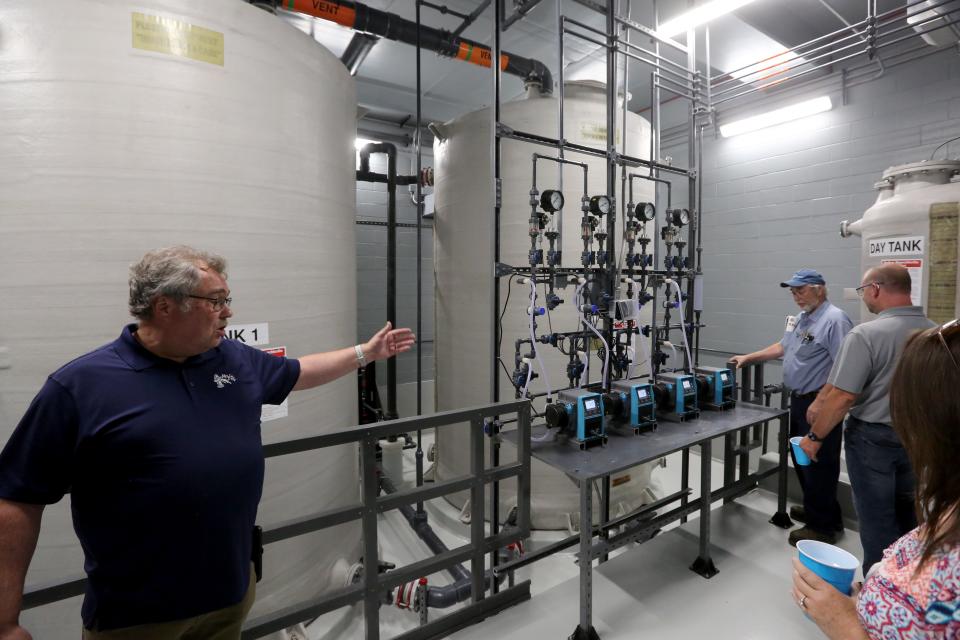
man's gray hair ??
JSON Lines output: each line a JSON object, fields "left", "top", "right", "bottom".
{"left": 129, "top": 246, "right": 228, "bottom": 320}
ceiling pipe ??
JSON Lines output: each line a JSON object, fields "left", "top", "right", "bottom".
{"left": 280, "top": 0, "right": 554, "bottom": 93}
{"left": 341, "top": 32, "right": 380, "bottom": 75}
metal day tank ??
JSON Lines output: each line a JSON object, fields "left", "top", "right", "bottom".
{"left": 841, "top": 159, "right": 960, "bottom": 323}
{"left": 0, "top": 1, "right": 358, "bottom": 636}
{"left": 433, "top": 81, "right": 659, "bottom": 530}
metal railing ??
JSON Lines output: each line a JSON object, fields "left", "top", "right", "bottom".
{"left": 22, "top": 399, "right": 532, "bottom": 640}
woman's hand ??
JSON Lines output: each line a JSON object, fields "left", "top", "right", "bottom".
{"left": 791, "top": 558, "right": 869, "bottom": 640}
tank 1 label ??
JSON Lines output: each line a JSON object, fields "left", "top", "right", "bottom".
{"left": 868, "top": 235, "right": 923, "bottom": 257}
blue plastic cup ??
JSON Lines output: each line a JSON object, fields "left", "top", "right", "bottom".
{"left": 790, "top": 436, "right": 811, "bottom": 466}
{"left": 797, "top": 540, "right": 858, "bottom": 595}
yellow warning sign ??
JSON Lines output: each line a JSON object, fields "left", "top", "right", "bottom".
{"left": 132, "top": 12, "right": 224, "bottom": 67}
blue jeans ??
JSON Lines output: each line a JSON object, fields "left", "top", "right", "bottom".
{"left": 844, "top": 415, "right": 916, "bottom": 575}
{"left": 790, "top": 393, "right": 844, "bottom": 534}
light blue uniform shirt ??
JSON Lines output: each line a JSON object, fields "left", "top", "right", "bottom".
{"left": 780, "top": 301, "right": 853, "bottom": 394}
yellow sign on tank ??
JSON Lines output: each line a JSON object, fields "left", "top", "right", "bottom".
{"left": 131, "top": 12, "right": 224, "bottom": 66}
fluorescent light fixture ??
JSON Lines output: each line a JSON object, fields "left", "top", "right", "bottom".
{"left": 719, "top": 96, "right": 833, "bottom": 138}
{"left": 657, "top": 0, "right": 758, "bottom": 38}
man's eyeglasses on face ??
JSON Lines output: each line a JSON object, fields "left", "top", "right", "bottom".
{"left": 188, "top": 295, "right": 232, "bottom": 311}
{"left": 789, "top": 286, "right": 809, "bottom": 295}
{"left": 855, "top": 282, "right": 883, "bottom": 298}
{"left": 936, "top": 318, "right": 960, "bottom": 371}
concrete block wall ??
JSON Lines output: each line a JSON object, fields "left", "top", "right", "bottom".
{"left": 663, "top": 49, "right": 960, "bottom": 364}
{"left": 355, "top": 144, "right": 435, "bottom": 415}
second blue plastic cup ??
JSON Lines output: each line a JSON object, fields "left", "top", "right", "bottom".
{"left": 790, "top": 436, "right": 811, "bottom": 466}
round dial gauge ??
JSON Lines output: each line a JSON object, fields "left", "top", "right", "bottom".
{"left": 589, "top": 195, "right": 612, "bottom": 216}
{"left": 540, "top": 190, "right": 564, "bottom": 213}
{"left": 635, "top": 202, "right": 656, "bottom": 222}
{"left": 670, "top": 208, "right": 691, "bottom": 226}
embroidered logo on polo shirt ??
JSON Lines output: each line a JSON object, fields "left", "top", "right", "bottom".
{"left": 213, "top": 373, "right": 237, "bottom": 389}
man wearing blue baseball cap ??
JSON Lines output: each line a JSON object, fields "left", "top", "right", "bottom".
{"left": 731, "top": 269, "right": 853, "bottom": 546}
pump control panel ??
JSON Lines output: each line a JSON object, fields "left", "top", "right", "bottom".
{"left": 654, "top": 372, "right": 700, "bottom": 422}
{"left": 694, "top": 366, "right": 736, "bottom": 410}
{"left": 610, "top": 379, "right": 657, "bottom": 434}
{"left": 545, "top": 388, "right": 607, "bottom": 448}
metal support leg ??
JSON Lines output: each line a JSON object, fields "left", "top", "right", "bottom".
{"left": 471, "top": 419, "right": 486, "bottom": 603}
{"left": 690, "top": 439, "right": 718, "bottom": 578}
{"left": 722, "top": 433, "right": 735, "bottom": 504}
{"left": 360, "top": 434, "right": 381, "bottom": 640}
{"left": 600, "top": 475, "right": 611, "bottom": 564}
{"left": 570, "top": 480, "right": 600, "bottom": 640}
{"left": 680, "top": 447, "right": 690, "bottom": 523}
{"left": 770, "top": 391, "right": 793, "bottom": 528}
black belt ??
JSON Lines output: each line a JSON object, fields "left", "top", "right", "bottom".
{"left": 791, "top": 388, "right": 821, "bottom": 400}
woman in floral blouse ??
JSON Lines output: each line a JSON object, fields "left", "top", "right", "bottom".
{"left": 791, "top": 319, "right": 960, "bottom": 639}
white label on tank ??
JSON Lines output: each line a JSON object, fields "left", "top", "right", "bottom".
{"left": 225, "top": 323, "right": 269, "bottom": 346}
{"left": 881, "top": 259, "right": 923, "bottom": 306}
{"left": 868, "top": 236, "right": 924, "bottom": 257}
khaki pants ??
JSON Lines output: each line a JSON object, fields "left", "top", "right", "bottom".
{"left": 82, "top": 571, "right": 256, "bottom": 640}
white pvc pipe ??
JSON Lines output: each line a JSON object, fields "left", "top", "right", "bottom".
{"left": 576, "top": 283, "right": 611, "bottom": 388}
{"left": 666, "top": 278, "right": 694, "bottom": 372}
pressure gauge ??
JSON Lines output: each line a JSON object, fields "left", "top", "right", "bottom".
{"left": 589, "top": 195, "right": 612, "bottom": 216}
{"left": 540, "top": 189, "right": 564, "bottom": 213}
{"left": 634, "top": 202, "right": 656, "bottom": 222}
{"left": 668, "top": 208, "right": 691, "bottom": 226}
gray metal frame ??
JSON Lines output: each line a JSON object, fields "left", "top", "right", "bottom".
{"left": 22, "top": 399, "right": 533, "bottom": 640}
{"left": 503, "top": 401, "right": 788, "bottom": 638}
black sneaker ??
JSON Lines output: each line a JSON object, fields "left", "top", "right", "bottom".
{"left": 788, "top": 526, "right": 838, "bottom": 547}
{"left": 790, "top": 506, "right": 844, "bottom": 532}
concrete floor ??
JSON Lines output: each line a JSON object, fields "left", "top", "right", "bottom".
{"left": 303, "top": 441, "right": 864, "bottom": 640}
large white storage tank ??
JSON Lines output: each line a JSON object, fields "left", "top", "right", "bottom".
{"left": 433, "top": 81, "right": 659, "bottom": 530}
{"left": 841, "top": 160, "right": 960, "bottom": 323}
{"left": 0, "top": 1, "right": 359, "bottom": 636}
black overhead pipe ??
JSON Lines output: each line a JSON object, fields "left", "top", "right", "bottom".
{"left": 282, "top": 0, "right": 553, "bottom": 93}
{"left": 357, "top": 143, "right": 420, "bottom": 420}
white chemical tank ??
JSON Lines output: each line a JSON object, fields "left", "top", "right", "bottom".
{"left": 433, "top": 81, "right": 659, "bottom": 530}
{"left": 0, "top": 1, "right": 359, "bottom": 636}
{"left": 841, "top": 159, "right": 960, "bottom": 323}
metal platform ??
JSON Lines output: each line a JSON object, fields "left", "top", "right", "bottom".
{"left": 504, "top": 403, "right": 786, "bottom": 482}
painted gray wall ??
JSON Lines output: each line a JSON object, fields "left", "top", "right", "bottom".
{"left": 355, "top": 144, "right": 435, "bottom": 413}
{"left": 662, "top": 49, "right": 960, "bottom": 371}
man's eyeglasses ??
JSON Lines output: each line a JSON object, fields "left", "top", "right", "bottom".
{"left": 855, "top": 282, "right": 883, "bottom": 298}
{"left": 789, "top": 285, "right": 809, "bottom": 295}
{"left": 188, "top": 295, "right": 232, "bottom": 311}
{"left": 936, "top": 318, "right": 960, "bottom": 371}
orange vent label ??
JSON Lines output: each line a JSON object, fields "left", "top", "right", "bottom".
{"left": 286, "top": 0, "right": 356, "bottom": 28}
{"left": 456, "top": 42, "right": 509, "bottom": 70}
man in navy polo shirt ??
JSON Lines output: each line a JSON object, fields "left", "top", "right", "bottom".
{"left": 730, "top": 269, "right": 853, "bottom": 547}
{"left": 0, "top": 246, "right": 415, "bottom": 640}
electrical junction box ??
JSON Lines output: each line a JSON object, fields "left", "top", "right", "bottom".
{"left": 695, "top": 366, "right": 736, "bottom": 410}
{"left": 654, "top": 372, "right": 700, "bottom": 422}
{"left": 610, "top": 379, "right": 657, "bottom": 434}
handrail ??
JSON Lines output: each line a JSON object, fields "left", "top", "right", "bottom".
{"left": 22, "top": 399, "right": 533, "bottom": 640}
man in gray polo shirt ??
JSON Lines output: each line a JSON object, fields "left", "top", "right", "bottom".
{"left": 802, "top": 263, "right": 934, "bottom": 574}
{"left": 731, "top": 269, "right": 852, "bottom": 546}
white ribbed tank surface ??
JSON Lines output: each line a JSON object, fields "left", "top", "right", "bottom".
{"left": 841, "top": 160, "right": 960, "bottom": 323}
{"left": 433, "top": 81, "right": 659, "bottom": 530}
{"left": 0, "top": 1, "right": 359, "bottom": 636}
